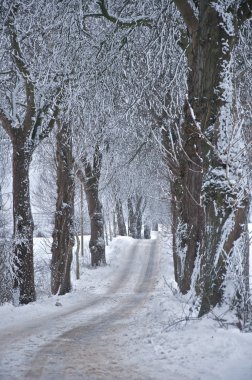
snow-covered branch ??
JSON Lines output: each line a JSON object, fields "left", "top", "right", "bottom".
{"left": 7, "top": 10, "right": 36, "bottom": 133}
{"left": 97, "top": 0, "right": 153, "bottom": 28}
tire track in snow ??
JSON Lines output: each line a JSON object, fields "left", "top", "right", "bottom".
{"left": 0, "top": 239, "right": 139, "bottom": 345}
{"left": 24, "top": 239, "right": 159, "bottom": 380}
{"left": 0, "top": 238, "right": 153, "bottom": 379}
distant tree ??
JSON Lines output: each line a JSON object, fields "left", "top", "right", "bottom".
{"left": 115, "top": 200, "right": 127, "bottom": 236}
{"left": 76, "top": 144, "right": 106, "bottom": 266}
{"left": 128, "top": 195, "right": 146, "bottom": 239}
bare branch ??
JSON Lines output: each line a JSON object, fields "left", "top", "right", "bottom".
{"left": 172, "top": 0, "right": 199, "bottom": 35}
{"left": 83, "top": 13, "right": 103, "bottom": 19}
{"left": 97, "top": 0, "right": 152, "bottom": 28}
{"left": 37, "top": 106, "right": 60, "bottom": 145}
{"left": 127, "top": 130, "right": 152, "bottom": 165}
{"left": 31, "top": 104, "right": 51, "bottom": 141}
{"left": 33, "top": 85, "right": 62, "bottom": 147}
{"left": 7, "top": 8, "right": 36, "bottom": 132}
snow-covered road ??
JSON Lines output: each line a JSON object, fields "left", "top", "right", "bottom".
{"left": 0, "top": 238, "right": 161, "bottom": 379}
{"left": 0, "top": 234, "right": 252, "bottom": 380}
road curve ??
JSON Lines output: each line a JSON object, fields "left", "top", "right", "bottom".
{"left": 0, "top": 238, "right": 160, "bottom": 380}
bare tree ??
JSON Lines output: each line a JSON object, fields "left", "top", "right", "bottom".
{"left": 76, "top": 144, "right": 106, "bottom": 266}
{"left": 115, "top": 200, "right": 127, "bottom": 236}
{"left": 172, "top": 0, "right": 252, "bottom": 316}
{"left": 0, "top": 3, "right": 59, "bottom": 303}
{"left": 96, "top": 0, "right": 252, "bottom": 319}
{"left": 51, "top": 121, "right": 75, "bottom": 295}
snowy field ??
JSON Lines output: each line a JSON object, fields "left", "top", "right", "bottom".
{"left": 0, "top": 231, "right": 252, "bottom": 379}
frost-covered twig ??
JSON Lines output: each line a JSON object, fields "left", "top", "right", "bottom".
{"left": 163, "top": 275, "right": 178, "bottom": 295}
{"left": 209, "top": 309, "right": 229, "bottom": 330}
{"left": 162, "top": 316, "right": 201, "bottom": 332}
{"left": 97, "top": 0, "right": 153, "bottom": 28}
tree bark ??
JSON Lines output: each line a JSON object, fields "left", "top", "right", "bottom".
{"left": 0, "top": 240, "right": 12, "bottom": 304}
{"left": 85, "top": 185, "right": 106, "bottom": 266}
{"left": 108, "top": 214, "right": 113, "bottom": 242}
{"left": 199, "top": 202, "right": 249, "bottom": 317}
{"left": 136, "top": 204, "right": 142, "bottom": 239}
{"left": 12, "top": 137, "right": 35, "bottom": 304}
{"left": 127, "top": 197, "right": 137, "bottom": 238}
{"left": 113, "top": 210, "right": 117, "bottom": 237}
{"left": 172, "top": 1, "right": 250, "bottom": 315}
{"left": 115, "top": 200, "right": 127, "bottom": 236}
{"left": 127, "top": 195, "right": 144, "bottom": 239}
{"left": 104, "top": 214, "right": 109, "bottom": 246}
{"left": 82, "top": 145, "right": 106, "bottom": 266}
{"left": 75, "top": 234, "right": 80, "bottom": 280}
{"left": 144, "top": 224, "right": 151, "bottom": 239}
{"left": 51, "top": 122, "right": 75, "bottom": 295}
{"left": 170, "top": 180, "right": 182, "bottom": 286}
{"left": 0, "top": 7, "right": 59, "bottom": 304}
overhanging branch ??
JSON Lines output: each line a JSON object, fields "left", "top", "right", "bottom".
{"left": 83, "top": 13, "right": 103, "bottom": 19}
{"left": 37, "top": 105, "right": 60, "bottom": 144}
{"left": 97, "top": 0, "right": 152, "bottom": 28}
{"left": 7, "top": 6, "right": 36, "bottom": 132}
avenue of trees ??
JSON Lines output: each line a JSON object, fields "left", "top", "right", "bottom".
{"left": 0, "top": 0, "right": 252, "bottom": 328}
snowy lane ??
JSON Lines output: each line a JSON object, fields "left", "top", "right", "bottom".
{"left": 0, "top": 238, "right": 140, "bottom": 348}
{"left": 0, "top": 238, "right": 160, "bottom": 380}
{"left": 1, "top": 235, "right": 252, "bottom": 380}
{"left": 25, "top": 239, "right": 159, "bottom": 380}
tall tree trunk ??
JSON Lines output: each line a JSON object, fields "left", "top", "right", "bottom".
{"left": 144, "top": 224, "right": 151, "bottom": 239}
{"left": 127, "top": 198, "right": 137, "bottom": 238}
{"left": 84, "top": 146, "right": 106, "bottom": 266}
{"left": 75, "top": 234, "right": 80, "bottom": 280}
{"left": 0, "top": 6, "right": 59, "bottom": 304}
{"left": 170, "top": 180, "right": 181, "bottom": 286}
{"left": 113, "top": 210, "right": 117, "bottom": 237}
{"left": 104, "top": 213, "right": 109, "bottom": 246}
{"left": 51, "top": 122, "right": 75, "bottom": 295}
{"left": 172, "top": 0, "right": 250, "bottom": 316}
{"left": 115, "top": 200, "right": 127, "bottom": 236}
{"left": 12, "top": 138, "right": 35, "bottom": 304}
{"left": 1, "top": 118, "right": 57, "bottom": 305}
{"left": 80, "top": 184, "right": 84, "bottom": 257}
{"left": 195, "top": 4, "right": 248, "bottom": 316}
{"left": 0, "top": 184, "right": 2, "bottom": 212}
{"left": 0, "top": 196, "right": 12, "bottom": 303}
{"left": 108, "top": 214, "right": 113, "bottom": 242}
{"left": 136, "top": 204, "right": 143, "bottom": 239}
{"left": 85, "top": 184, "right": 106, "bottom": 266}
{"left": 0, "top": 240, "right": 12, "bottom": 305}
{"left": 127, "top": 196, "right": 144, "bottom": 239}
{"left": 199, "top": 203, "right": 249, "bottom": 317}
{"left": 170, "top": 134, "right": 204, "bottom": 295}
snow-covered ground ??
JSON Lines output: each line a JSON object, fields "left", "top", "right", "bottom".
{"left": 0, "top": 231, "right": 251, "bottom": 379}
